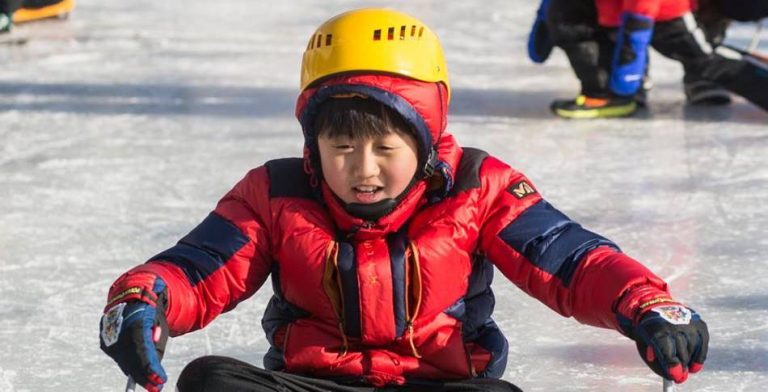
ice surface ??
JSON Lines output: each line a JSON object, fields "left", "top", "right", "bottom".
{"left": 0, "top": 1, "right": 766, "bottom": 391}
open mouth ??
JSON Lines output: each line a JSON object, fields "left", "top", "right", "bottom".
{"left": 352, "top": 185, "right": 384, "bottom": 203}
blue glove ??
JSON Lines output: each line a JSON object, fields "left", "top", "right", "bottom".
{"left": 632, "top": 304, "right": 708, "bottom": 383}
{"left": 527, "top": 0, "right": 553, "bottom": 63}
{"left": 610, "top": 12, "right": 654, "bottom": 96}
{"left": 100, "top": 276, "right": 169, "bottom": 392}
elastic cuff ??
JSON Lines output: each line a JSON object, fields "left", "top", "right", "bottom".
{"left": 615, "top": 283, "right": 676, "bottom": 325}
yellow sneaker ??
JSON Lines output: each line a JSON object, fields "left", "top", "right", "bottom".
{"left": 13, "top": 0, "right": 75, "bottom": 24}
{"left": 550, "top": 95, "right": 637, "bottom": 119}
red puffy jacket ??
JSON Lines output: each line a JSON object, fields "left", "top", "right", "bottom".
{"left": 596, "top": 0, "right": 694, "bottom": 26}
{"left": 106, "top": 74, "right": 675, "bottom": 385}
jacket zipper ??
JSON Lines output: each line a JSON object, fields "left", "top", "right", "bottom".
{"left": 323, "top": 241, "right": 348, "bottom": 356}
{"left": 404, "top": 242, "right": 423, "bottom": 358}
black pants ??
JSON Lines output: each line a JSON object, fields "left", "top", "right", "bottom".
{"left": 646, "top": 16, "right": 768, "bottom": 110}
{"left": 177, "top": 356, "right": 524, "bottom": 392}
{"left": 0, "top": 0, "right": 22, "bottom": 14}
{"left": 718, "top": 0, "right": 768, "bottom": 22}
{"left": 0, "top": 0, "right": 62, "bottom": 13}
{"left": 546, "top": 0, "right": 614, "bottom": 97}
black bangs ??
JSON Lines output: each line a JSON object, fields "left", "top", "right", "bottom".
{"left": 313, "top": 97, "right": 414, "bottom": 140}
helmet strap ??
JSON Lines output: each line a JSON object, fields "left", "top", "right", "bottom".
{"left": 421, "top": 147, "right": 438, "bottom": 179}
{"left": 344, "top": 199, "right": 399, "bottom": 222}
{"left": 343, "top": 169, "right": 426, "bottom": 223}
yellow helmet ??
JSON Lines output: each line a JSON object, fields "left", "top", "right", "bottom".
{"left": 300, "top": 8, "right": 450, "bottom": 99}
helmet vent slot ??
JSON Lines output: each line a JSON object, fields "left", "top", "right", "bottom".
{"left": 372, "top": 25, "right": 422, "bottom": 42}
{"left": 316, "top": 34, "right": 323, "bottom": 48}
{"left": 325, "top": 34, "right": 333, "bottom": 46}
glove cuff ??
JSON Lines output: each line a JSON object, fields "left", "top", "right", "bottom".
{"left": 615, "top": 283, "right": 677, "bottom": 335}
{"left": 105, "top": 270, "right": 166, "bottom": 311}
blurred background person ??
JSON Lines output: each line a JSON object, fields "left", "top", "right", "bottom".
{"left": 528, "top": 0, "right": 768, "bottom": 119}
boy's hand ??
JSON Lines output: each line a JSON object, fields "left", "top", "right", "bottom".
{"left": 100, "top": 275, "right": 169, "bottom": 392}
{"left": 632, "top": 304, "right": 708, "bottom": 383}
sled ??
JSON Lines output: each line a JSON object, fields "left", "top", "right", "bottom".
{"left": 12, "top": 0, "right": 75, "bottom": 24}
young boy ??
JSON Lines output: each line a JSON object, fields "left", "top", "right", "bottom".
{"left": 100, "top": 8, "right": 709, "bottom": 391}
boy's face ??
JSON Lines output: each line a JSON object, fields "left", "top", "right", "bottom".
{"left": 318, "top": 130, "right": 419, "bottom": 205}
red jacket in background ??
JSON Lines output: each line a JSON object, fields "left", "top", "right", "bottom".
{"left": 596, "top": 0, "right": 694, "bottom": 26}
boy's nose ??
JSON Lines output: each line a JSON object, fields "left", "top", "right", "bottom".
{"left": 354, "top": 149, "right": 380, "bottom": 178}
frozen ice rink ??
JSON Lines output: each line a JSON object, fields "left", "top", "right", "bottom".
{"left": 1, "top": 1, "right": 767, "bottom": 391}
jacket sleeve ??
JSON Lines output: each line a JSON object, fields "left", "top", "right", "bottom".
{"left": 477, "top": 158, "right": 670, "bottom": 332}
{"left": 117, "top": 166, "right": 275, "bottom": 336}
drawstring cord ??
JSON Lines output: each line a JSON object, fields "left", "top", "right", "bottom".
{"left": 328, "top": 241, "right": 349, "bottom": 357}
{"left": 337, "top": 321, "right": 349, "bottom": 357}
{"left": 406, "top": 321, "right": 422, "bottom": 358}
{"left": 406, "top": 242, "right": 423, "bottom": 359}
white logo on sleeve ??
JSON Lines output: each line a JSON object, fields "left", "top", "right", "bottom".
{"left": 101, "top": 302, "right": 127, "bottom": 347}
{"left": 652, "top": 305, "right": 692, "bottom": 325}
